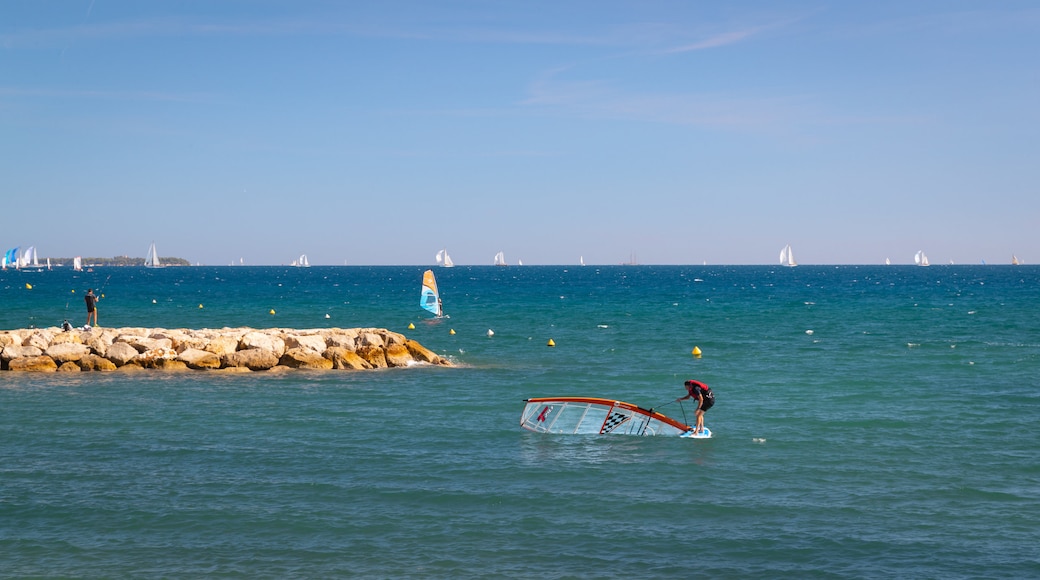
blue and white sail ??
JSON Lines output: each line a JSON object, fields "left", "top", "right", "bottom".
{"left": 420, "top": 269, "right": 443, "bottom": 317}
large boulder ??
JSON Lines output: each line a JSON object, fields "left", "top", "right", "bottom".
{"left": 384, "top": 343, "right": 414, "bottom": 368}
{"left": 356, "top": 345, "right": 388, "bottom": 368}
{"left": 405, "top": 339, "right": 443, "bottom": 365}
{"left": 104, "top": 342, "right": 140, "bottom": 367}
{"left": 223, "top": 348, "right": 280, "bottom": 371}
{"left": 323, "top": 347, "right": 372, "bottom": 370}
{"left": 0, "top": 332, "right": 20, "bottom": 349}
{"left": 279, "top": 348, "right": 334, "bottom": 370}
{"left": 2, "top": 345, "right": 44, "bottom": 365}
{"left": 205, "top": 335, "right": 241, "bottom": 357}
{"left": 24, "top": 330, "right": 55, "bottom": 350}
{"left": 50, "top": 331, "right": 84, "bottom": 345}
{"left": 117, "top": 335, "right": 173, "bottom": 353}
{"left": 45, "top": 343, "right": 91, "bottom": 364}
{"left": 8, "top": 355, "right": 58, "bottom": 372}
{"left": 359, "top": 332, "right": 386, "bottom": 349}
{"left": 325, "top": 331, "right": 359, "bottom": 350}
{"left": 284, "top": 334, "right": 328, "bottom": 353}
{"left": 177, "top": 348, "right": 222, "bottom": 370}
{"left": 239, "top": 332, "right": 285, "bottom": 356}
{"left": 135, "top": 347, "right": 179, "bottom": 368}
{"left": 78, "top": 354, "right": 117, "bottom": 372}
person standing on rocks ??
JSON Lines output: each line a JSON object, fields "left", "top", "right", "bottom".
{"left": 84, "top": 288, "right": 99, "bottom": 327}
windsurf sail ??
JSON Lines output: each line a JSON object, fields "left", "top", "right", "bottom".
{"left": 420, "top": 269, "right": 442, "bottom": 317}
{"left": 520, "top": 397, "right": 691, "bottom": 437}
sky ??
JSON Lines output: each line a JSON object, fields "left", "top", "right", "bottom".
{"left": 2, "top": 1, "right": 1038, "bottom": 266}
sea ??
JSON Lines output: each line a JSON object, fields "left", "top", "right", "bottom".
{"left": 1, "top": 265, "right": 1038, "bottom": 579}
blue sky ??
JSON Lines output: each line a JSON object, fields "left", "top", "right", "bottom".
{"left": 2, "top": 1, "right": 1037, "bottom": 265}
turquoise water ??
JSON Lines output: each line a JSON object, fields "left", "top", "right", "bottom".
{"left": 2, "top": 265, "right": 1038, "bottom": 578}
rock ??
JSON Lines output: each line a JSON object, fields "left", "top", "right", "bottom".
{"left": 152, "top": 358, "right": 189, "bottom": 371}
{"left": 105, "top": 342, "right": 140, "bottom": 367}
{"left": 223, "top": 348, "right": 280, "bottom": 371}
{"left": 279, "top": 348, "right": 334, "bottom": 369}
{"left": 78, "top": 354, "right": 117, "bottom": 372}
{"left": 356, "top": 345, "right": 388, "bottom": 368}
{"left": 0, "top": 332, "right": 19, "bottom": 349}
{"left": 25, "top": 330, "right": 56, "bottom": 350}
{"left": 177, "top": 348, "right": 222, "bottom": 370}
{"left": 405, "top": 339, "right": 444, "bottom": 365}
{"left": 50, "top": 332, "right": 84, "bottom": 345}
{"left": 135, "top": 347, "right": 178, "bottom": 368}
{"left": 359, "top": 332, "right": 386, "bottom": 349}
{"left": 2, "top": 345, "right": 44, "bottom": 366}
{"left": 325, "top": 331, "right": 359, "bottom": 350}
{"left": 0, "top": 326, "right": 449, "bottom": 374}
{"left": 384, "top": 343, "right": 414, "bottom": 367}
{"left": 284, "top": 334, "right": 328, "bottom": 353}
{"left": 239, "top": 332, "right": 285, "bottom": 356}
{"left": 117, "top": 335, "right": 173, "bottom": 353}
{"left": 205, "top": 335, "right": 241, "bottom": 357}
{"left": 323, "top": 347, "right": 372, "bottom": 370}
{"left": 9, "top": 355, "right": 58, "bottom": 372}
{"left": 45, "top": 343, "right": 91, "bottom": 364}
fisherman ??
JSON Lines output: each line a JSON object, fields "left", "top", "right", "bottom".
{"left": 676, "top": 379, "right": 714, "bottom": 434}
{"left": 84, "top": 288, "right": 99, "bottom": 327}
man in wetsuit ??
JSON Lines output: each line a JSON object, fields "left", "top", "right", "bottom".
{"left": 677, "top": 379, "right": 714, "bottom": 434}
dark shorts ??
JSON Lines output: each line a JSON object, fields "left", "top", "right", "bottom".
{"left": 699, "top": 397, "right": 714, "bottom": 412}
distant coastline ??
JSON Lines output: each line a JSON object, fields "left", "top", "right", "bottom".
{"left": 34, "top": 256, "right": 192, "bottom": 268}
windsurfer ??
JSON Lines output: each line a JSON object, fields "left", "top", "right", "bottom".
{"left": 676, "top": 379, "right": 714, "bottom": 434}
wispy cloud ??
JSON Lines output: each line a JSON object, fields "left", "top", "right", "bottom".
{"left": 659, "top": 14, "right": 808, "bottom": 54}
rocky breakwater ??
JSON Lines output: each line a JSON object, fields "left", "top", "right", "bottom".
{"left": 0, "top": 327, "right": 451, "bottom": 373}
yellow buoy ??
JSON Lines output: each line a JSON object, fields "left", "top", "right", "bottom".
{"left": 449, "top": 329, "right": 456, "bottom": 335}
{"left": 547, "top": 338, "right": 556, "bottom": 347}
{"left": 692, "top": 346, "right": 702, "bottom": 357}
{"left": 25, "top": 283, "right": 32, "bottom": 290}
{"left": 269, "top": 309, "right": 276, "bottom": 315}
{"left": 408, "top": 323, "right": 415, "bottom": 329}
{"left": 198, "top": 304, "right": 204, "bottom": 309}
{"left": 71, "top": 289, "right": 76, "bottom": 293}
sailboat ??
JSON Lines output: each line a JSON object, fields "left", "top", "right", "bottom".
{"left": 146, "top": 242, "right": 163, "bottom": 268}
{"left": 1012, "top": 254, "right": 1021, "bottom": 265}
{"left": 914, "top": 250, "right": 930, "bottom": 267}
{"left": 420, "top": 269, "right": 444, "bottom": 317}
{"left": 435, "top": 249, "right": 455, "bottom": 268}
{"left": 580, "top": 256, "right": 585, "bottom": 267}
{"left": 779, "top": 244, "right": 797, "bottom": 267}
{"left": 73, "top": 256, "right": 83, "bottom": 271}
{"left": 493, "top": 251, "right": 507, "bottom": 266}
{"left": 21, "top": 246, "right": 46, "bottom": 271}
{"left": 291, "top": 254, "right": 310, "bottom": 267}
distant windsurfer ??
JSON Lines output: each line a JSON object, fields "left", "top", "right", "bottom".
{"left": 677, "top": 379, "right": 714, "bottom": 434}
